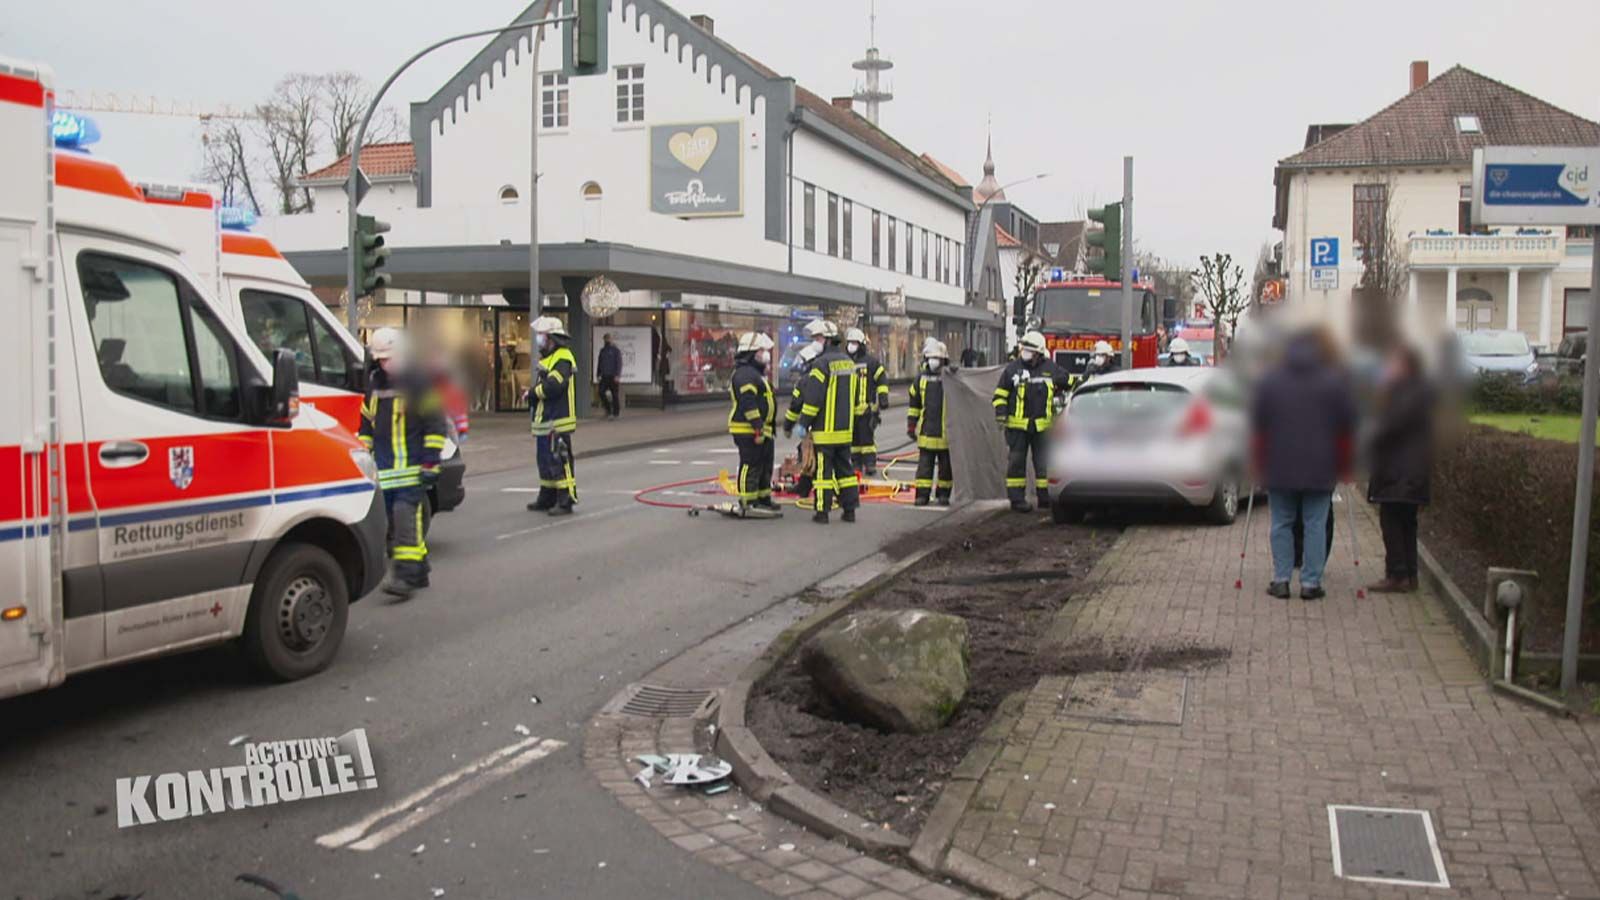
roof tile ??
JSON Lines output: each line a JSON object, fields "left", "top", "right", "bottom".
{"left": 301, "top": 143, "right": 416, "bottom": 183}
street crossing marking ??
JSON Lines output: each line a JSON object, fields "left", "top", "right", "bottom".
{"left": 316, "top": 736, "right": 565, "bottom": 852}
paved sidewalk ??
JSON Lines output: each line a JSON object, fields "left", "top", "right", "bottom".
{"left": 952, "top": 500, "right": 1600, "bottom": 899}
{"left": 462, "top": 405, "right": 731, "bottom": 476}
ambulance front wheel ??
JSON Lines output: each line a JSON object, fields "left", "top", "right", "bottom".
{"left": 242, "top": 543, "right": 350, "bottom": 681}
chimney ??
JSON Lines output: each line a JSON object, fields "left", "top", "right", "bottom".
{"left": 832, "top": 96, "right": 855, "bottom": 112}
{"left": 690, "top": 14, "right": 714, "bottom": 35}
{"left": 1410, "top": 60, "right": 1429, "bottom": 92}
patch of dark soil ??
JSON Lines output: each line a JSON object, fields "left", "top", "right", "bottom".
{"left": 751, "top": 512, "right": 1212, "bottom": 836}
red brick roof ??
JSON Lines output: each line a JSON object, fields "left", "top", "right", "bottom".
{"left": 1280, "top": 66, "right": 1600, "bottom": 169}
{"left": 995, "top": 223, "right": 1020, "bottom": 248}
{"left": 920, "top": 153, "right": 971, "bottom": 190}
{"left": 300, "top": 143, "right": 416, "bottom": 184}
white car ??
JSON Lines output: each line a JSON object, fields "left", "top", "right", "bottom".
{"left": 1048, "top": 367, "right": 1249, "bottom": 525}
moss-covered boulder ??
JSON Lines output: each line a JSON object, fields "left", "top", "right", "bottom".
{"left": 801, "top": 609, "right": 969, "bottom": 733}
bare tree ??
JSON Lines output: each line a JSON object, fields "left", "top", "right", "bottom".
{"left": 1191, "top": 252, "right": 1249, "bottom": 351}
{"left": 197, "top": 121, "right": 263, "bottom": 215}
{"left": 1249, "top": 240, "right": 1277, "bottom": 309}
{"left": 1013, "top": 255, "right": 1044, "bottom": 327}
{"left": 1354, "top": 168, "right": 1408, "bottom": 302}
{"left": 320, "top": 71, "right": 402, "bottom": 158}
{"left": 256, "top": 73, "right": 322, "bottom": 214}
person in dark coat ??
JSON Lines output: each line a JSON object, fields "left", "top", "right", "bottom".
{"left": 1365, "top": 344, "right": 1433, "bottom": 593}
{"left": 597, "top": 333, "right": 623, "bottom": 419}
{"left": 1251, "top": 329, "right": 1357, "bottom": 600}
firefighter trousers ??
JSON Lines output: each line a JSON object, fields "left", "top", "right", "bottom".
{"left": 534, "top": 432, "right": 577, "bottom": 510}
{"left": 1005, "top": 428, "right": 1051, "bottom": 506}
{"left": 734, "top": 435, "right": 775, "bottom": 504}
{"left": 850, "top": 414, "right": 879, "bottom": 473}
{"left": 812, "top": 442, "right": 859, "bottom": 514}
{"left": 383, "top": 486, "right": 429, "bottom": 582}
{"left": 914, "top": 448, "right": 952, "bottom": 503}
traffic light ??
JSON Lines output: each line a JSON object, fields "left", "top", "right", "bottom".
{"left": 564, "top": 0, "right": 608, "bottom": 76}
{"left": 1012, "top": 294, "right": 1030, "bottom": 337}
{"left": 1086, "top": 202, "right": 1122, "bottom": 280}
{"left": 354, "top": 214, "right": 391, "bottom": 298}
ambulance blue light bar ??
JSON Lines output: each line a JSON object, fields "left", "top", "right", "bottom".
{"left": 219, "top": 206, "right": 257, "bottom": 230}
{"left": 52, "top": 111, "right": 101, "bottom": 149}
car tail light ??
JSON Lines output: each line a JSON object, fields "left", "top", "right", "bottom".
{"left": 1178, "top": 399, "right": 1212, "bottom": 437}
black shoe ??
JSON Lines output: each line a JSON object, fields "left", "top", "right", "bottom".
{"left": 1010, "top": 501, "right": 1033, "bottom": 513}
{"left": 1037, "top": 496, "right": 1051, "bottom": 511}
{"left": 526, "top": 501, "right": 553, "bottom": 512}
{"left": 936, "top": 497, "right": 951, "bottom": 507}
{"left": 548, "top": 505, "right": 574, "bottom": 517}
{"left": 913, "top": 497, "right": 930, "bottom": 507}
{"left": 812, "top": 511, "right": 829, "bottom": 524}
{"left": 1301, "top": 586, "right": 1326, "bottom": 601}
{"left": 1267, "top": 581, "right": 1291, "bottom": 599}
{"left": 841, "top": 508, "right": 856, "bottom": 523}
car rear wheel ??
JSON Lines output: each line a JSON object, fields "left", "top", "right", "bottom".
{"left": 1205, "top": 474, "right": 1240, "bottom": 525}
{"left": 241, "top": 543, "right": 349, "bottom": 681}
{"left": 1051, "top": 496, "right": 1085, "bottom": 525}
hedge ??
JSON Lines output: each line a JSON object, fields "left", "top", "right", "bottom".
{"left": 1470, "top": 372, "right": 1583, "bottom": 415}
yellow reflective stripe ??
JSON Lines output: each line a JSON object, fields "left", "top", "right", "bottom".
{"left": 1005, "top": 477, "right": 1027, "bottom": 487}
{"left": 729, "top": 422, "right": 756, "bottom": 434}
{"left": 390, "top": 399, "right": 407, "bottom": 471}
{"left": 738, "top": 383, "right": 758, "bottom": 394}
{"left": 359, "top": 435, "right": 374, "bottom": 448}
{"left": 549, "top": 371, "right": 566, "bottom": 385}
{"left": 808, "top": 368, "right": 826, "bottom": 383}
{"left": 423, "top": 435, "right": 447, "bottom": 449}
{"left": 800, "top": 404, "right": 820, "bottom": 415}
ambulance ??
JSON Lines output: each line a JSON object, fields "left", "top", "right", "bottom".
{"left": 0, "top": 57, "right": 387, "bottom": 701}
{"left": 133, "top": 181, "right": 466, "bottom": 515}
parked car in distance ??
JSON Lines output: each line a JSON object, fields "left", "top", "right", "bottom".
{"left": 1537, "top": 331, "right": 1585, "bottom": 379}
{"left": 1048, "top": 367, "right": 1249, "bottom": 525}
{"left": 1458, "top": 329, "right": 1538, "bottom": 382}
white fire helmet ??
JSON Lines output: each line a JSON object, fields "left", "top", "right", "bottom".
{"left": 1093, "top": 340, "right": 1114, "bottom": 356}
{"left": 737, "top": 332, "right": 775, "bottom": 353}
{"left": 1019, "top": 331, "right": 1047, "bottom": 355}
{"left": 1169, "top": 337, "right": 1191, "bottom": 355}
{"left": 925, "top": 340, "right": 948, "bottom": 360}
{"left": 844, "top": 327, "right": 867, "bottom": 345}
{"left": 368, "top": 327, "right": 407, "bottom": 361}
{"left": 531, "top": 315, "right": 568, "bottom": 338}
{"left": 803, "top": 318, "right": 831, "bottom": 339}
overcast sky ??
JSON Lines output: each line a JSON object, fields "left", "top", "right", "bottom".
{"left": 9, "top": 0, "right": 1599, "bottom": 271}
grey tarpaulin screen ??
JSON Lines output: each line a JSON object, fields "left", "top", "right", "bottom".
{"left": 945, "top": 365, "right": 1010, "bottom": 504}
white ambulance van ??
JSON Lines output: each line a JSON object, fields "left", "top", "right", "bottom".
{"left": 133, "top": 186, "right": 466, "bottom": 514}
{"left": 0, "top": 57, "right": 388, "bottom": 701}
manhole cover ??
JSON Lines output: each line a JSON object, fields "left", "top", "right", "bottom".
{"left": 614, "top": 684, "right": 717, "bottom": 719}
{"left": 1060, "top": 672, "right": 1186, "bottom": 726}
{"left": 1329, "top": 805, "right": 1449, "bottom": 888}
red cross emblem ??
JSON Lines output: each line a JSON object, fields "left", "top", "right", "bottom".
{"left": 209, "top": 602, "right": 223, "bottom": 617}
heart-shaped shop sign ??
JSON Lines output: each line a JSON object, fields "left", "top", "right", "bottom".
{"left": 668, "top": 126, "right": 718, "bottom": 173}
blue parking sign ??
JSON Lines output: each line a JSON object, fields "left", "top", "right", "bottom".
{"left": 1310, "top": 237, "right": 1339, "bottom": 268}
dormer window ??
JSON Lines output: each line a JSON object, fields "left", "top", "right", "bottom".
{"left": 1455, "top": 114, "right": 1481, "bottom": 134}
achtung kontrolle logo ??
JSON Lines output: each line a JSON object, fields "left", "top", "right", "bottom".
{"left": 116, "top": 728, "right": 377, "bottom": 828}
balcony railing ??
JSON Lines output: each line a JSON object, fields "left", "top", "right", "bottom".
{"left": 1406, "top": 233, "right": 1565, "bottom": 268}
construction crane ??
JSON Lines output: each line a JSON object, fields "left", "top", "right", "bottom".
{"left": 54, "top": 90, "right": 257, "bottom": 143}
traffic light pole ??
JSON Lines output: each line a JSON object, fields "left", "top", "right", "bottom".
{"left": 344, "top": 10, "right": 573, "bottom": 333}
{"left": 1120, "top": 156, "right": 1133, "bottom": 370}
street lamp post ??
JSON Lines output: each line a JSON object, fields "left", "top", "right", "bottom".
{"left": 344, "top": 4, "right": 570, "bottom": 333}
{"left": 970, "top": 172, "right": 1049, "bottom": 350}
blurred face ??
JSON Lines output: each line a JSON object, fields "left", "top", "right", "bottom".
{"left": 847, "top": 341, "right": 861, "bottom": 356}
{"left": 756, "top": 349, "right": 771, "bottom": 366}
{"left": 535, "top": 333, "right": 549, "bottom": 350}
{"left": 1020, "top": 349, "right": 1038, "bottom": 363}
{"left": 927, "top": 357, "right": 943, "bottom": 371}
{"left": 378, "top": 354, "right": 403, "bottom": 375}
{"left": 1092, "top": 353, "right": 1108, "bottom": 366}
{"left": 1173, "top": 351, "right": 1189, "bottom": 363}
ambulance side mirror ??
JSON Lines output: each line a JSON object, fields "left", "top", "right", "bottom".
{"left": 267, "top": 349, "right": 300, "bottom": 426}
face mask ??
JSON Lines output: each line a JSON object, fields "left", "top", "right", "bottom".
{"left": 928, "top": 359, "right": 943, "bottom": 372}
{"left": 1020, "top": 350, "right": 1037, "bottom": 363}
{"left": 811, "top": 338, "right": 825, "bottom": 353}
{"left": 1092, "top": 355, "right": 1107, "bottom": 366}
{"left": 1173, "top": 353, "right": 1188, "bottom": 363}
{"left": 847, "top": 342, "right": 861, "bottom": 356}
{"left": 535, "top": 334, "right": 548, "bottom": 350}
{"left": 756, "top": 350, "right": 771, "bottom": 366}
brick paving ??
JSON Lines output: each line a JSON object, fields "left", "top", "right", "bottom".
{"left": 953, "top": 501, "right": 1600, "bottom": 899}
{"left": 586, "top": 713, "right": 978, "bottom": 899}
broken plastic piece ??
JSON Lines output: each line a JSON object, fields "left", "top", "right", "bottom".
{"left": 513, "top": 724, "right": 531, "bottom": 736}
{"left": 228, "top": 735, "right": 250, "bottom": 747}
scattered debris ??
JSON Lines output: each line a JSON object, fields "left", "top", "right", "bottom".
{"left": 529, "top": 696, "right": 541, "bottom": 705}
{"left": 777, "top": 843, "right": 796, "bottom": 852}
{"left": 228, "top": 735, "right": 250, "bottom": 747}
{"left": 1044, "top": 802, "right": 1056, "bottom": 810}
{"left": 236, "top": 873, "right": 304, "bottom": 900}
{"left": 597, "top": 861, "right": 607, "bottom": 869}
{"left": 411, "top": 843, "right": 426, "bottom": 856}
{"left": 364, "top": 696, "right": 376, "bottom": 703}
{"left": 513, "top": 724, "right": 531, "bottom": 736}
{"left": 632, "top": 753, "right": 734, "bottom": 794}
{"left": 431, "top": 889, "right": 445, "bottom": 898}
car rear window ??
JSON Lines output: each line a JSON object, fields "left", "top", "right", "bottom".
{"left": 1070, "top": 382, "right": 1189, "bottom": 417}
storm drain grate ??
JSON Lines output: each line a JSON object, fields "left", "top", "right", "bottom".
{"left": 1329, "top": 805, "right": 1449, "bottom": 888}
{"left": 615, "top": 684, "right": 717, "bottom": 719}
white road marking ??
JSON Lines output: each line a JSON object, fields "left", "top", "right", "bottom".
{"left": 499, "top": 487, "right": 542, "bottom": 493}
{"left": 494, "top": 503, "right": 636, "bottom": 540}
{"left": 689, "top": 460, "right": 717, "bottom": 465}
{"left": 316, "top": 736, "right": 563, "bottom": 850}
{"left": 652, "top": 448, "right": 672, "bottom": 453}
{"left": 648, "top": 460, "right": 681, "bottom": 465}
{"left": 707, "top": 448, "right": 739, "bottom": 454}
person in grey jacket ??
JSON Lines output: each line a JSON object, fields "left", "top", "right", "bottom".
{"left": 1365, "top": 344, "right": 1434, "bottom": 593}
{"left": 1251, "top": 329, "right": 1357, "bottom": 600}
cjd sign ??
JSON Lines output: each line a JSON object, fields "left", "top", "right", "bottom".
{"left": 1473, "top": 146, "right": 1600, "bottom": 225}
{"left": 650, "top": 120, "right": 743, "bottom": 218}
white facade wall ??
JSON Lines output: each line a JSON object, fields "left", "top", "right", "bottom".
{"left": 1281, "top": 165, "right": 1591, "bottom": 346}
{"left": 304, "top": 179, "right": 415, "bottom": 219}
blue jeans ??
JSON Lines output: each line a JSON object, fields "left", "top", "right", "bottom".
{"left": 1269, "top": 490, "right": 1332, "bottom": 587}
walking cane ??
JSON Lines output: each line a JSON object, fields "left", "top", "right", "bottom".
{"left": 1340, "top": 483, "right": 1365, "bottom": 598}
{"left": 1234, "top": 486, "right": 1255, "bottom": 591}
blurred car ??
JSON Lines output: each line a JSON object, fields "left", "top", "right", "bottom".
{"left": 1048, "top": 367, "right": 1249, "bottom": 525}
{"left": 1537, "top": 331, "right": 1585, "bottom": 379}
{"left": 1458, "top": 329, "right": 1538, "bottom": 382}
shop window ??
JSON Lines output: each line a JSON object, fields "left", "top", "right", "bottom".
{"left": 499, "top": 185, "right": 519, "bottom": 204}
{"left": 540, "top": 73, "right": 569, "bottom": 129}
{"left": 615, "top": 65, "right": 644, "bottom": 124}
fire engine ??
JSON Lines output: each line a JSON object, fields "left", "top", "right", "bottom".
{"left": 1029, "top": 274, "right": 1161, "bottom": 374}
{"left": 134, "top": 181, "right": 466, "bottom": 515}
{"left": 1, "top": 57, "right": 387, "bottom": 700}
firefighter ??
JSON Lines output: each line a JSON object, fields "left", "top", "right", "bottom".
{"left": 791, "top": 323, "right": 860, "bottom": 524}
{"left": 526, "top": 315, "right": 579, "bottom": 515}
{"left": 994, "top": 330, "right": 1071, "bottom": 513}
{"left": 360, "top": 327, "right": 448, "bottom": 599}
{"left": 907, "top": 340, "right": 953, "bottom": 506}
{"left": 729, "top": 331, "right": 780, "bottom": 513}
{"left": 844, "top": 327, "right": 888, "bottom": 476}
{"left": 1083, "top": 340, "right": 1118, "bottom": 378}
{"left": 784, "top": 319, "right": 833, "bottom": 499}
{"left": 1163, "top": 337, "right": 1201, "bottom": 367}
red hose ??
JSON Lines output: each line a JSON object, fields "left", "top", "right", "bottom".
{"left": 633, "top": 475, "right": 726, "bottom": 509}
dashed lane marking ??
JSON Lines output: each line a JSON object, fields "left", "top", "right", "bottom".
{"left": 316, "top": 736, "right": 565, "bottom": 851}
{"left": 494, "top": 503, "right": 637, "bottom": 540}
